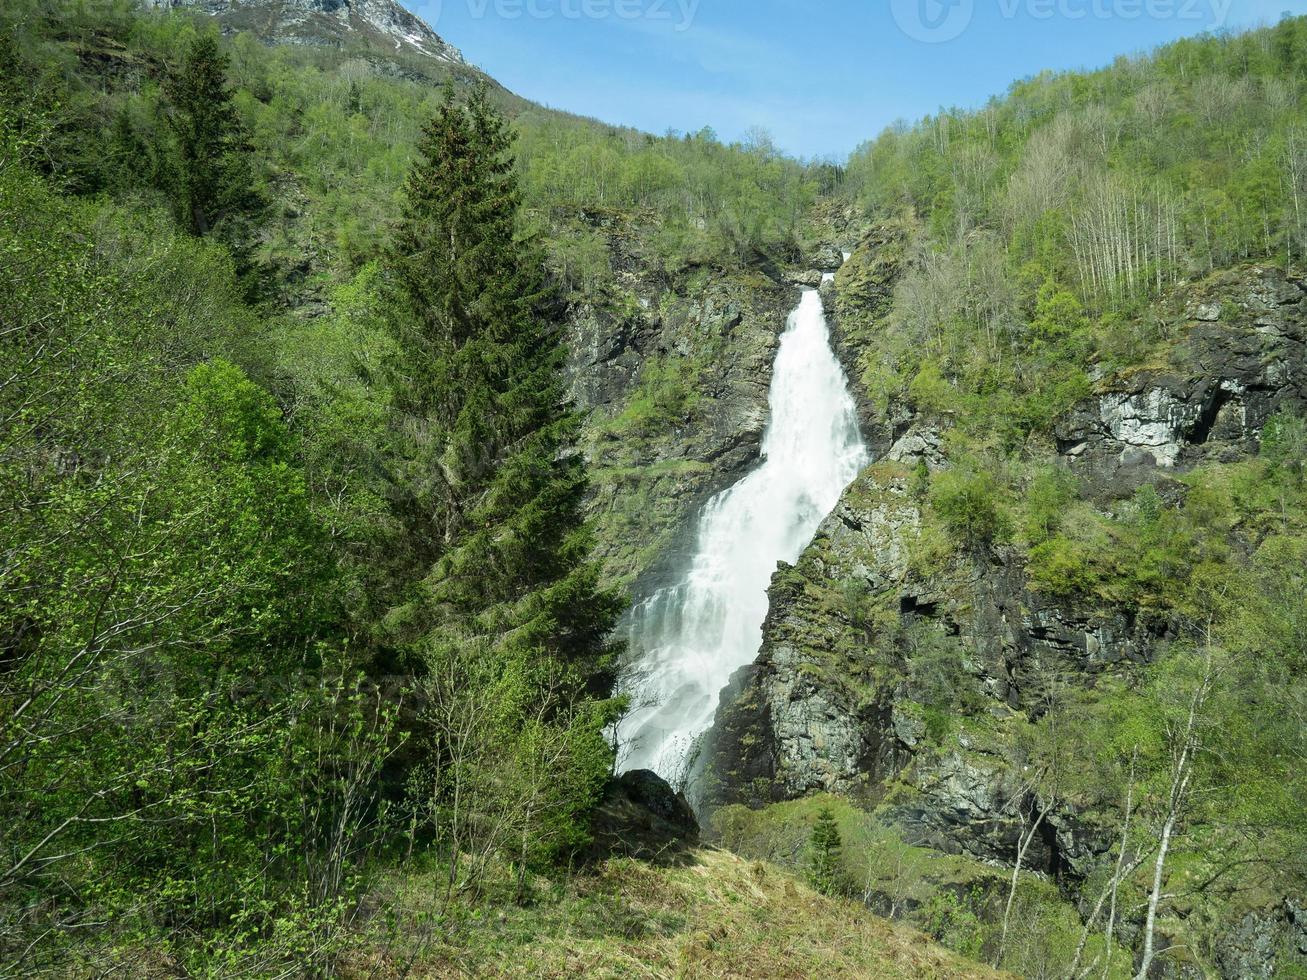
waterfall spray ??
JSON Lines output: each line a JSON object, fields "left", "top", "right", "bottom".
{"left": 618, "top": 281, "right": 867, "bottom": 780}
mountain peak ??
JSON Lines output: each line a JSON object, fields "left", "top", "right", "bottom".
{"left": 145, "top": 0, "right": 464, "bottom": 63}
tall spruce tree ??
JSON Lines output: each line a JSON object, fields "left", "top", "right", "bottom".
{"left": 163, "top": 36, "right": 261, "bottom": 239}
{"left": 384, "top": 81, "right": 621, "bottom": 706}
{"left": 807, "top": 807, "right": 844, "bottom": 896}
{"left": 383, "top": 82, "right": 624, "bottom": 869}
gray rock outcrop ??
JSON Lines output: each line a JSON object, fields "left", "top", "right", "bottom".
{"left": 587, "top": 769, "right": 699, "bottom": 864}
{"left": 144, "top": 0, "right": 465, "bottom": 61}
{"left": 1056, "top": 267, "right": 1306, "bottom": 473}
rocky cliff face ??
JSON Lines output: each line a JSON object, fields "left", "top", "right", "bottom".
{"left": 1057, "top": 266, "right": 1306, "bottom": 476}
{"left": 567, "top": 270, "right": 795, "bottom": 593}
{"left": 567, "top": 209, "right": 856, "bottom": 596}
{"left": 145, "top": 0, "right": 464, "bottom": 62}
{"left": 696, "top": 262, "right": 1305, "bottom": 826}
{"left": 690, "top": 254, "right": 1307, "bottom": 975}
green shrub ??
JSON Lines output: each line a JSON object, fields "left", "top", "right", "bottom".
{"left": 909, "top": 359, "right": 964, "bottom": 416}
{"left": 1263, "top": 409, "right": 1307, "bottom": 485}
{"left": 929, "top": 467, "right": 1012, "bottom": 549}
{"left": 921, "top": 889, "right": 985, "bottom": 959}
{"left": 1027, "top": 536, "right": 1097, "bottom": 597}
{"left": 1022, "top": 466, "right": 1079, "bottom": 545}
{"left": 1030, "top": 280, "right": 1090, "bottom": 344}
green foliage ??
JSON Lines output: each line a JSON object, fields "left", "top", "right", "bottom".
{"left": 380, "top": 85, "right": 623, "bottom": 881}
{"left": 1262, "top": 408, "right": 1307, "bottom": 486}
{"left": 1233, "top": 534, "right": 1307, "bottom": 673}
{"left": 806, "top": 807, "right": 845, "bottom": 896}
{"left": 712, "top": 795, "right": 1133, "bottom": 974}
{"left": 0, "top": 82, "right": 409, "bottom": 971}
{"left": 1, "top": 0, "right": 819, "bottom": 306}
{"left": 162, "top": 35, "right": 264, "bottom": 244}
{"left": 905, "top": 627, "right": 985, "bottom": 742}
{"left": 602, "top": 354, "right": 703, "bottom": 436}
{"left": 909, "top": 359, "right": 964, "bottom": 416}
{"left": 1022, "top": 466, "right": 1078, "bottom": 544}
{"left": 929, "top": 466, "right": 1012, "bottom": 549}
{"left": 273, "top": 263, "right": 398, "bottom": 620}
{"left": 516, "top": 118, "right": 816, "bottom": 275}
{"left": 838, "top": 16, "right": 1307, "bottom": 471}
{"left": 1030, "top": 279, "right": 1090, "bottom": 344}
{"left": 1026, "top": 536, "right": 1096, "bottom": 597}
{"left": 7, "top": 1, "right": 1307, "bottom": 972}
{"left": 846, "top": 19, "right": 1307, "bottom": 288}
{"left": 0, "top": 30, "right": 61, "bottom": 172}
{"left": 921, "top": 889, "right": 985, "bottom": 959}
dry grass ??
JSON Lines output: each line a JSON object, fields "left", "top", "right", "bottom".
{"left": 345, "top": 847, "right": 1009, "bottom": 979}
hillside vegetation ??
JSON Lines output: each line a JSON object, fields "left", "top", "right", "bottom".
{"left": 349, "top": 848, "right": 1008, "bottom": 979}
{"left": 0, "top": 1, "right": 834, "bottom": 974}
{"left": 688, "top": 16, "right": 1307, "bottom": 979}
{"left": 2, "top": 0, "right": 1307, "bottom": 976}
{"left": 839, "top": 16, "right": 1307, "bottom": 446}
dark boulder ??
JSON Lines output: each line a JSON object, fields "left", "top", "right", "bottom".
{"left": 587, "top": 769, "right": 699, "bottom": 864}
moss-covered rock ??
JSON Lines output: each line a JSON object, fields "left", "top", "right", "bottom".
{"left": 560, "top": 213, "right": 799, "bottom": 593}
{"left": 688, "top": 247, "right": 1307, "bottom": 979}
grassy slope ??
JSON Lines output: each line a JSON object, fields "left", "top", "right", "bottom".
{"left": 350, "top": 849, "right": 1008, "bottom": 978}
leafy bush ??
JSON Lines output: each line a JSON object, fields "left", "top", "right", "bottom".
{"left": 1027, "top": 536, "right": 1097, "bottom": 597}
{"left": 1022, "top": 466, "right": 1079, "bottom": 545}
{"left": 1263, "top": 408, "right": 1307, "bottom": 485}
{"left": 921, "top": 890, "right": 985, "bottom": 960}
{"left": 604, "top": 355, "right": 703, "bottom": 436}
{"left": 929, "top": 467, "right": 1012, "bottom": 549}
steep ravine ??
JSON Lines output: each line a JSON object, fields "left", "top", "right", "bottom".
{"left": 566, "top": 262, "right": 791, "bottom": 597}
{"left": 568, "top": 210, "right": 868, "bottom": 599}
{"left": 616, "top": 281, "right": 868, "bottom": 778}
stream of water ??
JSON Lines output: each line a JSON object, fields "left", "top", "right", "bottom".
{"left": 618, "top": 272, "right": 867, "bottom": 781}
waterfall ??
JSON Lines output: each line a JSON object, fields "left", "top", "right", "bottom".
{"left": 618, "top": 276, "right": 868, "bottom": 781}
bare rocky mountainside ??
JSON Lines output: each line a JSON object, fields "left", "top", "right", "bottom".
{"left": 144, "top": 0, "right": 464, "bottom": 61}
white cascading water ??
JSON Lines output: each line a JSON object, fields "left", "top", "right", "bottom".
{"left": 618, "top": 271, "right": 867, "bottom": 781}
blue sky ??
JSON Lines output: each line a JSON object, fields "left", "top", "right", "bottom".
{"left": 413, "top": 0, "right": 1307, "bottom": 158}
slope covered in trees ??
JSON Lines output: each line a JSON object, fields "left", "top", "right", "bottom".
{"left": 689, "top": 16, "right": 1307, "bottom": 979}
{"left": 839, "top": 16, "right": 1307, "bottom": 443}
{"left": 0, "top": 0, "right": 830, "bottom": 972}
{"left": 3, "top": 0, "right": 1307, "bottom": 975}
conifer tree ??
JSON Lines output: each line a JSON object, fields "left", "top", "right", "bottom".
{"left": 163, "top": 35, "right": 260, "bottom": 239}
{"left": 384, "top": 82, "right": 621, "bottom": 688}
{"left": 807, "top": 807, "right": 844, "bottom": 896}
{"left": 382, "top": 85, "right": 623, "bottom": 870}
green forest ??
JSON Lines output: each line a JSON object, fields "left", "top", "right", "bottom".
{"left": 1, "top": 0, "right": 1306, "bottom": 975}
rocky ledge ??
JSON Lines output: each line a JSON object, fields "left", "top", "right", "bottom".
{"left": 563, "top": 211, "right": 799, "bottom": 593}
{"left": 1057, "top": 266, "right": 1305, "bottom": 474}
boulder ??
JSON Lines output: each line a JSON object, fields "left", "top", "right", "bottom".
{"left": 809, "top": 242, "right": 844, "bottom": 270}
{"left": 787, "top": 268, "right": 825, "bottom": 287}
{"left": 587, "top": 769, "right": 699, "bottom": 864}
